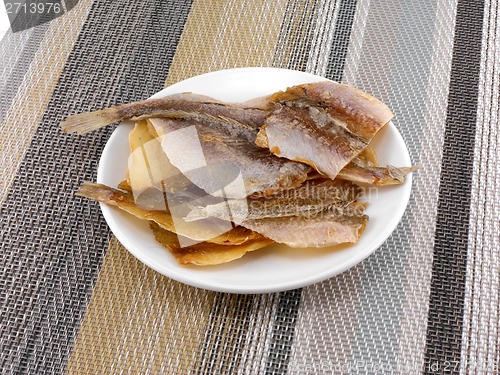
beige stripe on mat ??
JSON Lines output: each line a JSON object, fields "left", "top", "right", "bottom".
{"left": 0, "top": 0, "right": 93, "bottom": 207}
{"left": 68, "top": 1, "right": 290, "bottom": 373}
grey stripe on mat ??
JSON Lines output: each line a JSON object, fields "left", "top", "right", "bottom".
{"left": 0, "top": 1, "right": 192, "bottom": 373}
{"left": 289, "top": 0, "right": 458, "bottom": 372}
{"left": 325, "top": 0, "right": 358, "bottom": 82}
{"left": 265, "top": 1, "right": 358, "bottom": 374}
{"left": 424, "top": 0, "right": 485, "bottom": 370}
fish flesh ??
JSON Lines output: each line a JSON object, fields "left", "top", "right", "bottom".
{"left": 256, "top": 81, "right": 394, "bottom": 179}
{"left": 242, "top": 202, "right": 368, "bottom": 248}
{"left": 185, "top": 179, "right": 361, "bottom": 222}
{"left": 150, "top": 222, "right": 273, "bottom": 265}
{"left": 76, "top": 181, "right": 266, "bottom": 245}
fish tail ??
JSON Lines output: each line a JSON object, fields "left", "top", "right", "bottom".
{"left": 408, "top": 163, "right": 422, "bottom": 172}
{"left": 75, "top": 181, "right": 115, "bottom": 202}
{"left": 61, "top": 107, "right": 123, "bottom": 134}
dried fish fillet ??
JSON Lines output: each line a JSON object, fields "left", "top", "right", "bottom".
{"left": 338, "top": 162, "right": 420, "bottom": 185}
{"left": 185, "top": 179, "right": 361, "bottom": 222}
{"left": 306, "top": 159, "right": 418, "bottom": 186}
{"left": 61, "top": 92, "right": 269, "bottom": 134}
{"left": 76, "top": 181, "right": 264, "bottom": 245}
{"left": 183, "top": 177, "right": 368, "bottom": 248}
{"left": 150, "top": 223, "right": 273, "bottom": 266}
{"left": 128, "top": 120, "right": 192, "bottom": 193}
{"left": 66, "top": 81, "right": 419, "bottom": 265}
{"left": 256, "top": 81, "right": 394, "bottom": 179}
{"left": 149, "top": 116, "right": 310, "bottom": 197}
{"left": 336, "top": 146, "right": 419, "bottom": 185}
{"left": 242, "top": 202, "right": 368, "bottom": 248}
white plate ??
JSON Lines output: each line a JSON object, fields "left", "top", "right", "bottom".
{"left": 97, "top": 67, "right": 412, "bottom": 294}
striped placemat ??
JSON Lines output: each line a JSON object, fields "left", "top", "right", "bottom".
{"left": 1, "top": 0, "right": 498, "bottom": 373}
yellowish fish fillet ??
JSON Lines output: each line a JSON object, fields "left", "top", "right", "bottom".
{"left": 76, "top": 181, "right": 264, "bottom": 245}
{"left": 150, "top": 222, "right": 273, "bottom": 266}
{"left": 127, "top": 120, "right": 192, "bottom": 193}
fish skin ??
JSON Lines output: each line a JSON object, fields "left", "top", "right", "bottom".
{"left": 184, "top": 179, "right": 361, "bottom": 222}
{"left": 256, "top": 81, "right": 394, "bottom": 179}
{"left": 150, "top": 222, "right": 273, "bottom": 266}
{"left": 76, "top": 181, "right": 265, "bottom": 245}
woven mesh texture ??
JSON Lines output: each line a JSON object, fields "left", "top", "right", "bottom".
{"left": 461, "top": 0, "right": 500, "bottom": 372}
{"left": 0, "top": 0, "right": 191, "bottom": 373}
{"left": 0, "top": 0, "right": 497, "bottom": 374}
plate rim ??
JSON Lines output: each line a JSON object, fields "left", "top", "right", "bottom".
{"left": 97, "top": 67, "right": 413, "bottom": 294}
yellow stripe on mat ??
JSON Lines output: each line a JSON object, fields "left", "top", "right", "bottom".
{"left": 0, "top": 0, "right": 93, "bottom": 207}
{"left": 67, "top": 0, "right": 289, "bottom": 373}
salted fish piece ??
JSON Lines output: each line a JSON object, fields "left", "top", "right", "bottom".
{"left": 338, "top": 161, "right": 420, "bottom": 185}
{"left": 127, "top": 120, "right": 192, "bottom": 194}
{"left": 256, "top": 81, "right": 394, "bottom": 179}
{"left": 76, "top": 181, "right": 264, "bottom": 245}
{"left": 150, "top": 222, "right": 273, "bottom": 266}
{"left": 242, "top": 201, "right": 368, "bottom": 248}
{"left": 149, "top": 115, "right": 310, "bottom": 198}
{"left": 184, "top": 179, "right": 361, "bottom": 222}
{"left": 61, "top": 92, "right": 269, "bottom": 134}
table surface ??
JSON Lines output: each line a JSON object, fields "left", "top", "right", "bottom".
{"left": 1, "top": 1, "right": 499, "bottom": 374}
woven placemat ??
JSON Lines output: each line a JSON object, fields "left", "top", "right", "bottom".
{"left": 1, "top": 0, "right": 499, "bottom": 374}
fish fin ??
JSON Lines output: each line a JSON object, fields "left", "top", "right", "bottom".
{"left": 61, "top": 107, "right": 123, "bottom": 134}
{"left": 117, "top": 179, "right": 132, "bottom": 193}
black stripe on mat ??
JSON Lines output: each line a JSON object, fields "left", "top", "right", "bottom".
{"left": 424, "top": 0, "right": 485, "bottom": 371}
{"left": 264, "top": 2, "right": 358, "bottom": 374}
{"left": 264, "top": 289, "right": 302, "bottom": 375}
{"left": 0, "top": 1, "right": 192, "bottom": 373}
